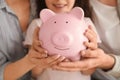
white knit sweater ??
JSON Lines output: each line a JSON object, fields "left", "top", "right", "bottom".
{"left": 90, "top": 0, "right": 120, "bottom": 79}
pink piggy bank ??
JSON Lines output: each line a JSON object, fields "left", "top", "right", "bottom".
{"left": 39, "top": 7, "right": 89, "bottom": 61}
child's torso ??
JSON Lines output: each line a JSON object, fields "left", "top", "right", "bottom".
{"left": 37, "top": 68, "right": 90, "bottom": 80}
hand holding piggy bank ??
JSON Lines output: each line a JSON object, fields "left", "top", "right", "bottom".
{"left": 39, "top": 7, "right": 89, "bottom": 61}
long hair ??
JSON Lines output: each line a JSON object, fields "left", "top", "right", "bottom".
{"left": 36, "top": 0, "right": 92, "bottom": 18}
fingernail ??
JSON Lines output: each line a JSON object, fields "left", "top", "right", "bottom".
{"left": 44, "top": 50, "right": 48, "bottom": 53}
{"left": 55, "top": 55, "right": 61, "bottom": 58}
{"left": 61, "top": 56, "right": 66, "bottom": 60}
{"left": 81, "top": 51, "right": 85, "bottom": 56}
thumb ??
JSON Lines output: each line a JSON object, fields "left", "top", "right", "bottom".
{"left": 33, "top": 27, "right": 40, "bottom": 41}
{"left": 81, "top": 50, "right": 98, "bottom": 58}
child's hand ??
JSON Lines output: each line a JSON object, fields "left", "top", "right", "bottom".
{"left": 25, "top": 27, "right": 48, "bottom": 65}
{"left": 52, "top": 48, "right": 115, "bottom": 75}
{"left": 84, "top": 25, "right": 98, "bottom": 49}
{"left": 31, "top": 55, "right": 65, "bottom": 78}
{"left": 26, "top": 46, "right": 47, "bottom": 65}
{"left": 25, "top": 27, "right": 65, "bottom": 78}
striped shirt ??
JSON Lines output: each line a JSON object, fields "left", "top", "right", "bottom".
{"left": 0, "top": 0, "right": 37, "bottom": 80}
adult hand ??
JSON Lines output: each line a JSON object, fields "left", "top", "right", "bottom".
{"left": 25, "top": 27, "right": 47, "bottom": 65}
{"left": 53, "top": 48, "right": 115, "bottom": 75}
{"left": 26, "top": 27, "right": 65, "bottom": 67}
{"left": 52, "top": 26, "right": 98, "bottom": 73}
{"left": 28, "top": 27, "right": 65, "bottom": 78}
{"left": 52, "top": 26, "right": 114, "bottom": 75}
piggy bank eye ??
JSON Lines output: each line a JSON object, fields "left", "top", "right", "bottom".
{"left": 66, "top": 21, "right": 68, "bottom": 23}
{"left": 54, "top": 21, "right": 56, "bottom": 23}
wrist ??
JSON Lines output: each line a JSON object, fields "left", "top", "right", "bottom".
{"left": 102, "top": 54, "right": 115, "bottom": 71}
{"left": 105, "top": 55, "right": 120, "bottom": 77}
{"left": 23, "top": 55, "right": 36, "bottom": 69}
{"left": 4, "top": 56, "right": 36, "bottom": 80}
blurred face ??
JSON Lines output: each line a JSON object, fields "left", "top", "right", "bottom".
{"left": 45, "top": 0, "right": 75, "bottom": 13}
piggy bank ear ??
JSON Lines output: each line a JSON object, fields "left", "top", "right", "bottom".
{"left": 40, "top": 9, "right": 56, "bottom": 23}
{"left": 70, "top": 7, "right": 84, "bottom": 20}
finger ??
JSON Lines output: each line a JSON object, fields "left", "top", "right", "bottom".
{"left": 33, "top": 44, "right": 47, "bottom": 54}
{"left": 88, "top": 25, "right": 97, "bottom": 39}
{"left": 32, "top": 34, "right": 42, "bottom": 50}
{"left": 63, "top": 59, "right": 70, "bottom": 62}
{"left": 33, "top": 40, "right": 41, "bottom": 47}
{"left": 58, "top": 59, "right": 98, "bottom": 71}
{"left": 37, "top": 56, "right": 65, "bottom": 69}
{"left": 43, "top": 55, "right": 61, "bottom": 64}
{"left": 52, "top": 65, "right": 81, "bottom": 72}
{"left": 84, "top": 26, "right": 98, "bottom": 49}
{"left": 49, "top": 56, "right": 65, "bottom": 67}
{"left": 84, "top": 41, "right": 97, "bottom": 50}
{"left": 29, "top": 49, "right": 47, "bottom": 59}
{"left": 33, "top": 27, "right": 40, "bottom": 41}
{"left": 81, "top": 68, "right": 96, "bottom": 75}
{"left": 39, "top": 55, "right": 62, "bottom": 68}
{"left": 32, "top": 27, "right": 42, "bottom": 51}
{"left": 26, "top": 54, "right": 46, "bottom": 65}
{"left": 85, "top": 28, "right": 97, "bottom": 42}
{"left": 58, "top": 61, "right": 86, "bottom": 69}
{"left": 81, "top": 50, "right": 98, "bottom": 58}
{"left": 32, "top": 28, "right": 47, "bottom": 53}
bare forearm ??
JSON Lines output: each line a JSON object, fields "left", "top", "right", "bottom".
{"left": 101, "top": 53, "right": 115, "bottom": 70}
{"left": 4, "top": 56, "right": 35, "bottom": 80}
{"left": 98, "top": 0, "right": 117, "bottom": 6}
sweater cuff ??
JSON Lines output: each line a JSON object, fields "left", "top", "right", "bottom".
{"left": 106, "top": 55, "right": 120, "bottom": 78}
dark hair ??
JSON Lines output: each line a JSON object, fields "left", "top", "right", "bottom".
{"left": 36, "top": 0, "right": 92, "bottom": 18}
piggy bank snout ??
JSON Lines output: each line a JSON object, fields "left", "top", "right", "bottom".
{"left": 52, "top": 32, "right": 73, "bottom": 48}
